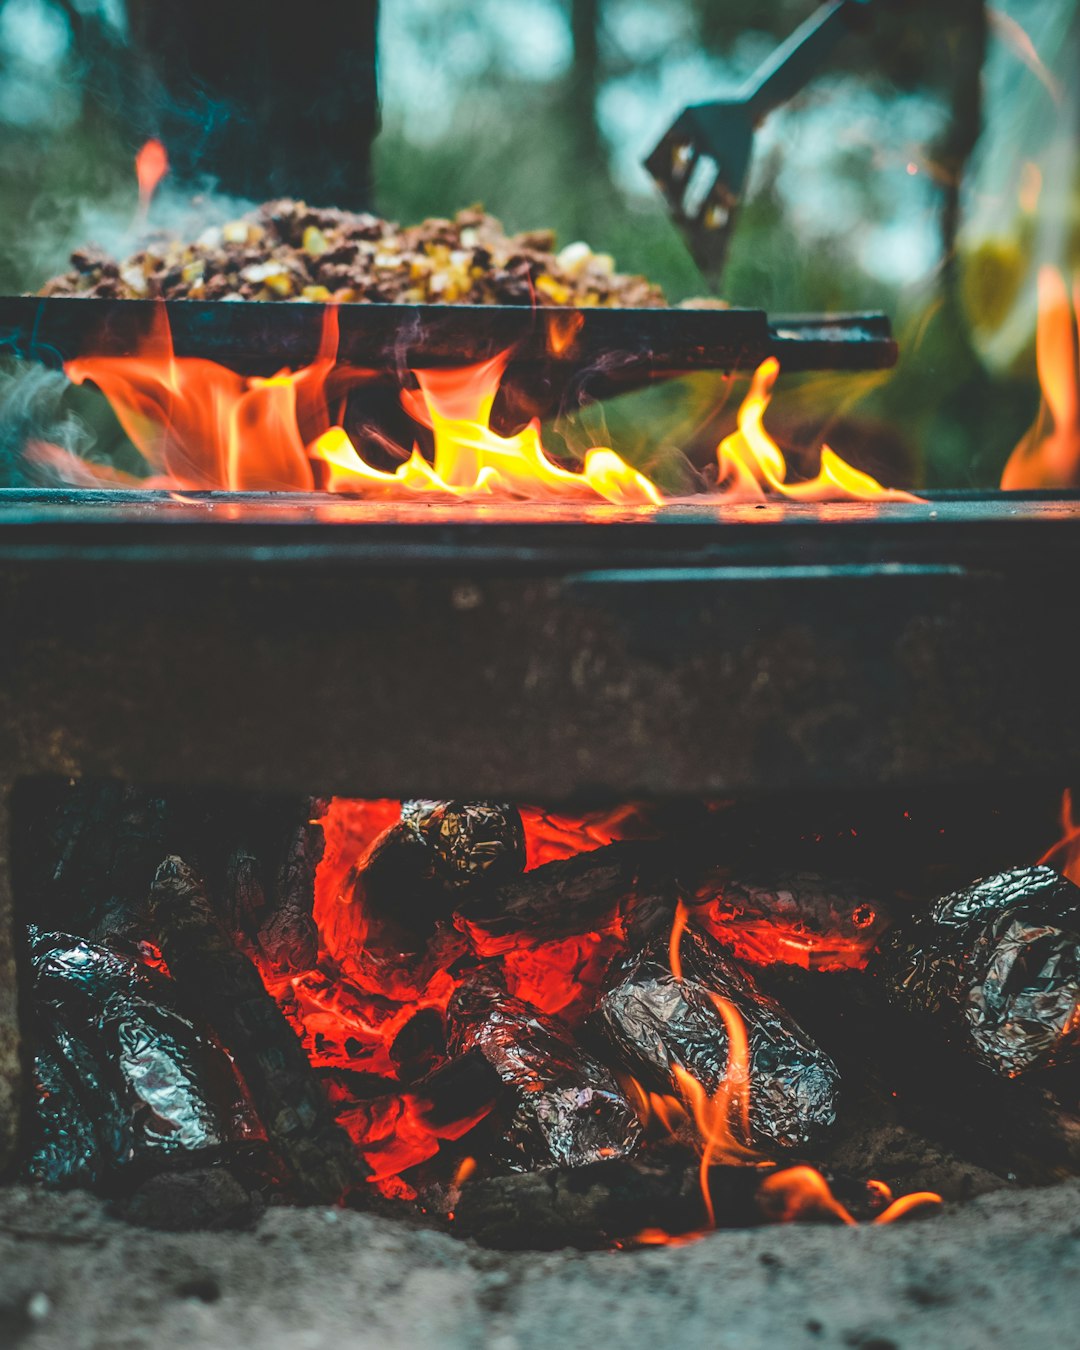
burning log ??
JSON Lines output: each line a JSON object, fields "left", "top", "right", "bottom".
{"left": 762, "top": 965, "right": 1080, "bottom": 1187}
{"left": 446, "top": 973, "right": 643, "bottom": 1170}
{"left": 253, "top": 804, "right": 325, "bottom": 974}
{"left": 28, "top": 929, "right": 258, "bottom": 1183}
{"left": 452, "top": 1156, "right": 745, "bottom": 1250}
{"left": 454, "top": 840, "right": 675, "bottom": 940}
{"left": 875, "top": 865, "right": 1080, "bottom": 1076}
{"left": 451, "top": 1156, "right": 911, "bottom": 1250}
{"left": 595, "top": 924, "right": 840, "bottom": 1151}
{"left": 689, "top": 868, "right": 890, "bottom": 971}
{"left": 148, "top": 856, "right": 366, "bottom": 1203}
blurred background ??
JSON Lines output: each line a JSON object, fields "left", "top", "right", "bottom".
{"left": 0, "top": 0, "right": 1076, "bottom": 489}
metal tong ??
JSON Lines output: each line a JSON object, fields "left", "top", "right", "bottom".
{"left": 645, "top": 0, "right": 873, "bottom": 289}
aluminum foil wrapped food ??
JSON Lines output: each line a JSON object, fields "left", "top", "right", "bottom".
{"left": 350, "top": 801, "right": 526, "bottom": 942}
{"left": 876, "top": 865, "right": 1080, "bottom": 1076}
{"left": 29, "top": 929, "right": 259, "bottom": 1178}
{"left": 27, "top": 1022, "right": 113, "bottom": 1187}
{"left": 401, "top": 800, "right": 526, "bottom": 892}
{"left": 595, "top": 926, "right": 839, "bottom": 1150}
{"left": 446, "top": 973, "right": 643, "bottom": 1170}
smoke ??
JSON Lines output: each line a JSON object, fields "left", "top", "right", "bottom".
{"left": 0, "top": 359, "right": 96, "bottom": 486}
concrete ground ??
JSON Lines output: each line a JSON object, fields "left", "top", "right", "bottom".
{"left": 1, "top": 1181, "right": 1078, "bottom": 1350}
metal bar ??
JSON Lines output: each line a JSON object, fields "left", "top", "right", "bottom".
{"left": 0, "top": 297, "right": 896, "bottom": 375}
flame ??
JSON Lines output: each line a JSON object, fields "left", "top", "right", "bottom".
{"left": 1038, "top": 788, "right": 1080, "bottom": 885}
{"left": 44, "top": 305, "right": 915, "bottom": 505}
{"left": 757, "top": 1166, "right": 857, "bottom": 1225}
{"left": 638, "top": 903, "right": 940, "bottom": 1237}
{"left": 135, "top": 139, "right": 169, "bottom": 211}
{"left": 1001, "top": 267, "right": 1080, "bottom": 489}
{"left": 717, "top": 359, "right": 919, "bottom": 502}
{"left": 241, "top": 798, "right": 942, "bottom": 1224}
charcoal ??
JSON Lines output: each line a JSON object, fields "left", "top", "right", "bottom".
{"left": 389, "top": 1008, "right": 447, "bottom": 1084}
{"left": 595, "top": 926, "right": 839, "bottom": 1151}
{"left": 149, "top": 856, "right": 366, "bottom": 1203}
{"left": 113, "top": 1167, "right": 261, "bottom": 1232}
{"left": 446, "top": 974, "right": 642, "bottom": 1170}
{"left": 876, "top": 865, "right": 1080, "bottom": 1076}
{"left": 401, "top": 800, "right": 526, "bottom": 892}
{"left": 29, "top": 928, "right": 259, "bottom": 1170}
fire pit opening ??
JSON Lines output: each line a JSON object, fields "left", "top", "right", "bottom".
{"left": 14, "top": 775, "right": 1080, "bottom": 1251}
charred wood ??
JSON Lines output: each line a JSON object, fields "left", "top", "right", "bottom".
{"left": 452, "top": 1156, "right": 779, "bottom": 1249}
{"left": 411, "top": 1050, "right": 505, "bottom": 1129}
{"left": 148, "top": 856, "right": 366, "bottom": 1203}
{"left": 761, "top": 965, "right": 1080, "bottom": 1186}
{"left": 455, "top": 840, "right": 676, "bottom": 940}
{"left": 12, "top": 779, "right": 168, "bottom": 941}
{"left": 389, "top": 1008, "right": 447, "bottom": 1085}
{"left": 447, "top": 972, "right": 642, "bottom": 1169}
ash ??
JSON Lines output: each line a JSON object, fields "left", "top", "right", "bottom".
{"left": 0, "top": 1181, "right": 1076, "bottom": 1350}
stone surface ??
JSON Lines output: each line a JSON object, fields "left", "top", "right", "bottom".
{"left": 0, "top": 1181, "right": 1077, "bottom": 1350}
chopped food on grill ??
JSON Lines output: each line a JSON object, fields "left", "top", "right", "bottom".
{"left": 39, "top": 202, "right": 667, "bottom": 308}
{"left": 875, "top": 865, "right": 1080, "bottom": 1077}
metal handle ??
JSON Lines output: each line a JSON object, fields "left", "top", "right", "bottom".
{"left": 740, "top": 0, "right": 871, "bottom": 122}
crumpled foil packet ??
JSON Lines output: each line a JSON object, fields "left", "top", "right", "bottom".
{"left": 876, "top": 865, "right": 1080, "bottom": 1076}
{"left": 29, "top": 929, "right": 259, "bottom": 1181}
{"left": 595, "top": 926, "right": 839, "bottom": 1151}
{"left": 401, "top": 800, "right": 527, "bottom": 891}
{"left": 447, "top": 974, "right": 642, "bottom": 1170}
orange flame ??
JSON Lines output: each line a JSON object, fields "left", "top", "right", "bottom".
{"left": 717, "top": 359, "right": 918, "bottom": 502}
{"left": 44, "top": 305, "right": 916, "bottom": 505}
{"left": 1037, "top": 788, "right": 1080, "bottom": 885}
{"left": 1001, "top": 267, "right": 1080, "bottom": 489}
{"left": 135, "top": 139, "right": 169, "bottom": 211}
{"left": 638, "top": 902, "right": 941, "bottom": 1238}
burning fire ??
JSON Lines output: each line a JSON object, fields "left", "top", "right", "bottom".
{"left": 1039, "top": 788, "right": 1080, "bottom": 884}
{"left": 38, "top": 303, "right": 915, "bottom": 505}
{"left": 254, "top": 800, "right": 943, "bottom": 1226}
{"left": 624, "top": 902, "right": 939, "bottom": 1237}
{"left": 1001, "top": 266, "right": 1080, "bottom": 489}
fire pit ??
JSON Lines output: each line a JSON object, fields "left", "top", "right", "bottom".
{"left": 0, "top": 2, "right": 1078, "bottom": 1340}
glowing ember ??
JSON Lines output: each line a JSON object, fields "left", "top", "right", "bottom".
{"left": 246, "top": 797, "right": 941, "bottom": 1230}
{"left": 40, "top": 303, "right": 915, "bottom": 504}
{"left": 1001, "top": 266, "right": 1080, "bottom": 489}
